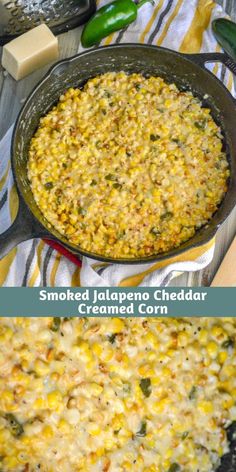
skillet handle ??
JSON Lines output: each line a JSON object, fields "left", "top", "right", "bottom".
{"left": 0, "top": 196, "right": 49, "bottom": 260}
{"left": 185, "top": 51, "right": 236, "bottom": 76}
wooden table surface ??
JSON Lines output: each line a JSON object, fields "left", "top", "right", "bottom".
{"left": 0, "top": 0, "right": 235, "bottom": 287}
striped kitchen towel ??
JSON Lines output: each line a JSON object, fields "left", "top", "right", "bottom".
{"left": 0, "top": 0, "right": 234, "bottom": 286}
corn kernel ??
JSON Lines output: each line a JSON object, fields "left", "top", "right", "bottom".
{"left": 211, "top": 325, "right": 223, "bottom": 337}
{"left": 47, "top": 390, "right": 63, "bottom": 409}
{"left": 197, "top": 400, "right": 213, "bottom": 414}
{"left": 1, "top": 390, "right": 14, "bottom": 405}
{"left": 42, "top": 425, "right": 54, "bottom": 438}
{"left": 222, "top": 397, "right": 234, "bottom": 409}
{"left": 199, "top": 329, "right": 208, "bottom": 345}
{"left": 91, "top": 342, "right": 103, "bottom": 356}
{"left": 90, "top": 383, "right": 103, "bottom": 396}
{"left": 153, "top": 397, "right": 170, "bottom": 414}
{"left": 178, "top": 331, "right": 189, "bottom": 347}
{"left": 33, "top": 397, "right": 45, "bottom": 409}
{"left": 34, "top": 359, "right": 50, "bottom": 376}
{"left": 218, "top": 351, "right": 228, "bottom": 364}
{"left": 222, "top": 365, "right": 235, "bottom": 377}
{"left": 206, "top": 341, "right": 218, "bottom": 358}
{"left": 107, "top": 319, "right": 125, "bottom": 333}
{"left": 87, "top": 423, "right": 101, "bottom": 436}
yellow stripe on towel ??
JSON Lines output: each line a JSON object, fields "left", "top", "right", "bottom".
{"left": 50, "top": 252, "right": 62, "bottom": 286}
{"left": 0, "top": 161, "right": 10, "bottom": 192}
{"left": 28, "top": 240, "right": 45, "bottom": 287}
{"left": 0, "top": 250, "right": 17, "bottom": 286}
{"left": 72, "top": 266, "right": 81, "bottom": 287}
{"left": 180, "top": 0, "right": 215, "bottom": 53}
{"left": 9, "top": 184, "right": 18, "bottom": 221}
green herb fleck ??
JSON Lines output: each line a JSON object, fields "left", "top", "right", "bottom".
{"left": 5, "top": 414, "right": 24, "bottom": 437}
{"left": 117, "top": 230, "right": 125, "bottom": 240}
{"left": 134, "top": 83, "right": 141, "bottom": 90}
{"left": 136, "top": 421, "right": 147, "bottom": 437}
{"left": 51, "top": 317, "right": 61, "bottom": 332}
{"left": 168, "top": 463, "right": 181, "bottom": 472}
{"left": 139, "top": 378, "right": 152, "bottom": 398}
{"left": 160, "top": 211, "right": 174, "bottom": 221}
{"left": 105, "top": 174, "right": 116, "bottom": 181}
{"left": 114, "top": 429, "right": 121, "bottom": 435}
{"left": 150, "top": 227, "right": 161, "bottom": 236}
{"left": 215, "top": 162, "right": 221, "bottom": 169}
{"left": 108, "top": 333, "right": 117, "bottom": 344}
{"left": 182, "top": 431, "right": 189, "bottom": 440}
{"left": 113, "top": 183, "right": 122, "bottom": 189}
{"left": 150, "top": 134, "right": 160, "bottom": 141}
{"left": 62, "top": 163, "right": 67, "bottom": 169}
{"left": 189, "top": 386, "right": 197, "bottom": 400}
{"left": 44, "top": 182, "right": 53, "bottom": 190}
{"left": 126, "top": 151, "right": 132, "bottom": 157}
{"left": 222, "top": 337, "right": 234, "bottom": 349}
{"left": 90, "top": 179, "right": 97, "bottom": 186}
{"left": 172, "top": 138, "right": 181, "bottom": 144}
{"left": 194, "top": 119, "right": 207, "bottom": 130}
{"left": 78, "top": 207, "right": 87, "bottom": 216}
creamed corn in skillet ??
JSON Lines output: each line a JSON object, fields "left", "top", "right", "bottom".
{"left": 27, "top": 72, "right": 229, "bottom": 258}
{"left": 0, "top": 317, "right": 236, "bottom": 471}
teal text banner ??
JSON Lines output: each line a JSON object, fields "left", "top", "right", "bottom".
{"left": 0, "top": 287, "right": 235, "bottom": 317}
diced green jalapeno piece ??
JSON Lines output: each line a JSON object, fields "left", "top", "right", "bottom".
{"left": 189, "top": 385, "right": 197, "bottom": 400}
{"left": 150, "top": 227, "right": 161, "bottom": 236}
{"left": 222, "top": 337, "right": 234, "bottom": 348}
{"left": 161, "top": 211, "right": 174, "bottom": 221}
{"left": 136, "top": 420, "right": 147, "bottom": 437}
{"left": 194, "top": 119, "right": 207, "bottom": 130}
{"left": 113, "top": 183, "right": 122, "bottom": 189}
{"left": 150, "top": 134, "right": 160, "bottom": 141}
{"left": 44, "top": 182, "right": 53, "bottom": 190}
{"left": 51, "top": 317, "right": 61, "bottom": 332}
{"left": 108, "top": 333, "right": 117, "bottom": 344}
{"left": 168, "top": 463, "right": 181, "bottom": 472}
{"left": 5, "top": 414, "right": 24, "bottom": 437}
{"left": 105, "top": 174, "right": 116, "bottom": 181}
{"left": 139, "top": 378, "right": 152, "bottom": 397}
{"left": 78, "top": 207, "right": 87, "bottom": 216}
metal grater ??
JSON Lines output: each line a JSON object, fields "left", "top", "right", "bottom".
{"left": 0, "top": 0, "right": 96, "bottom": 46}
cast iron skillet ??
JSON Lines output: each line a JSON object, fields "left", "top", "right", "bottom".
{"left": 217, "top": 421, "right": 236, "bottom": 472}
{"left": 1, "top": 44, "right": 236, "bottom": 263}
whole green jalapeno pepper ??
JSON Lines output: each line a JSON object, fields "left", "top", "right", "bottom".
{"left": 212, "top": 18, "right": 236, "bottom": 62}
{"left": 81, "top": 0, "right": 154, "bottom": 48}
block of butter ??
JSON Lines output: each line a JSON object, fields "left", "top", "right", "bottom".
{"left": 2, "top": 24, "right": 59, "bottom": 81}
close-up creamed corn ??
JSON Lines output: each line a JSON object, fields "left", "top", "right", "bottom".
{"left": 27, "top": 72, "right": 229, "bottom": 258}
{"left": 0, "top": 317, "right": 236, "bottom": 471}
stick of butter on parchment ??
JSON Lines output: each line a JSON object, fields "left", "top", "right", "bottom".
{"left": 2, "top": 24, "right": 59, "bottom": 80}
